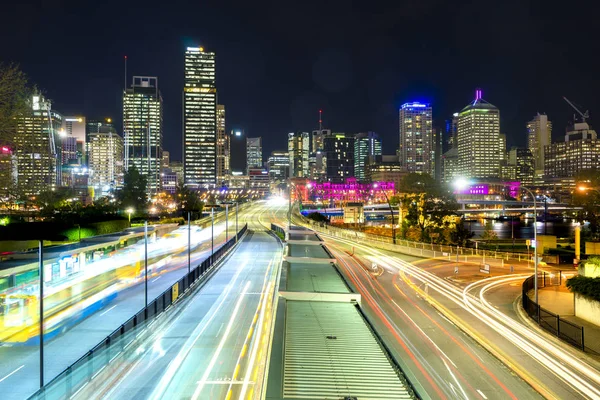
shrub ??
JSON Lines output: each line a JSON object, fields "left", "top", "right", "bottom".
{"left": 566, "top": 275, "right": 600, "bottom": 303}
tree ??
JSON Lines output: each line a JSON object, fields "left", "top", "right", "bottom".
{"left": 398, "top": 173, "right": 441, "bottom": 195}
{"left": 400, "top": 191, "right": 458, "bottom": 242}
{"left": 448, "top": 221, "right": 474, "bottom": 246}
{"left": 0, "top": 63, "right": 33, "bottom": 200}
{"left": 35, "top": 187, "right": 77, "bottom": 217}
{"left": 117, "top": 165, "right": 148, "bottom": 213}
{"left": 481, "top": 221, "right": 499, "bottom": 240}
{"left": 175, "top": 180, "right": 203, "bottom": 216}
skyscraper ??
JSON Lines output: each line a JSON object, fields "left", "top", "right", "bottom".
{"left": 457, "top": 89, "right": 501, "bottom": 179}
{"left": 216, "top": 104, "right": 229, "bottom": 183}
{"left": 288, "top": 132, "right": 310, "bottom": 178}
{"left": 268, "top": 150, "right": 289, "bottom": 182}
{"left": 88, "top": 127, "right": 124, "bottom": 196}
{"left": 527, "top": 114, "right": 552, "bottom": 175}
{"left": 62, "top": 116, "right": 86, "bottom": 165}
{"left": 246, "top": 137, "right": 263, "bottom": 173}
{"left": 123, "top": 76, "right": 163, "bottom": 196}
{"left": 323, "top": 132, "right": 355, "bottom": 182}
{"left": 312, "top": 129, "right": 330, "bottom": 153}
{"left": 183, "top": 46, "right": 217, "bottom": 189}
{"left": 14, "top": 93, "right": 63, "bottom": 195}
{"left": 399, "top": 102, "right": 434, "bottom": 176}
{"left": 354, "top": 132, "right": 382, "bottom": 181}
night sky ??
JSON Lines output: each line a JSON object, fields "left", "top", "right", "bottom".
{"left": 2, "top": 0, "right": 599, "bottom": 170}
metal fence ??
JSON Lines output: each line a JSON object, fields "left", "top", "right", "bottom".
{"left": 271, "top": 223, "right": 286, "bottom": 239}
{"left": 293, "top": 211, "right": 543, "bottom": 266}
{"left": 27, "top": 223, "right": 248, "bottom": 400}
{"left": 522, "top": 275, "right": 585, "bottom": 351}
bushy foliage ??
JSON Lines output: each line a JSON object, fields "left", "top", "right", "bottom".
{"left": 566, "top": 275, "right": 600, "bottom": 302}
{"left": 306, "top": 212, "right": 329, "bottom": 223}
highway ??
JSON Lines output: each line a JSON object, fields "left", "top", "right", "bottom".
{"left": 315, "top": 227, "right": 600, "bottom": 399}
{"left": 73, "top": 201, "right": 285, "bottom": 400}
{"left": 0, "top": 204, "right": 262, "bottom": 400}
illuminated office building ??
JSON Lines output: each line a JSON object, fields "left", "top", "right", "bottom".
{"left": 527, "top": 114, "right": 552, "bottom": 174}
{"left": 62, "top": 116, "right": 86, "bottom": 164}
{"left": 457, "top": 89, "right": 501, "bottom": 179}
{"left": 88, "top": 127, "right": 124, "bottom": 196}
{"left": 268, "top": 150, "right": 289, "bottom": 182}
{"left": 246, "top": 137, "right": 263, "bottom": 173}
{"left": 323, "top": 132, "right": 355, "bottom": 182}
{"left": 183, "top": 46, "right": 217, "bottom": 189}
{"left": 216, "top": 104, "right": 229, "bottom": 183}
{"left": 288, "top": 132, "right": 310, "bottom": 178}
{"left": 399, "top": 102, "right": 434, "bottom": 176}
{"left": 545, "top": 122, "right": 599, "bottom": 178}
{"left": 354, "top": 132, "right": 381, "bottom": 181}
{"left": 123, "top": 76, "right": 163, "bottom": 196}
{"left": 14, "top": 93, "right": 63, "bottom": 195}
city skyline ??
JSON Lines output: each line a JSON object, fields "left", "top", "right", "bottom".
{"left": 2, "top": 2, "right": 598, "bottom": 169}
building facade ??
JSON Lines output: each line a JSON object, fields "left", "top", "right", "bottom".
{"left": 123, "top": 76, "right": 163, "bottom": 196}
{"left": 62, "top": 116, "right": 86, "bottom": 165}
{"left": 527, "top": 114, "right": 552, "bottom": 175}
{"left": 268, "top": 150, "right": 289, "bottom": 181}
{"left": 88, "top": 129, "right": 124, "bottom": 196}
{"left": 216, "top": 104, "right": 229, "bottom": 184}
{"left": 288, "top": 132, "right": 310, "bottom": 178}
{"left": 354, "top": 132, "right": 382, "bottom": 182}
{"left": 545, "top": 123, "right": 599, "bottom": 178}
{"left": 323, "top": 132, "right": 355, "bottom": 182}
{"left": 246, "top": 137, "right": 263, "bottom": 173}
{"left": 183, "top": 46, "right": 217, "bottom": 189}
{"left": 13, "top": 94, "right": 63, "bottom": 195}
{"left": 457, "top": 89, "right": 501, "bottom": 179}
{"left": 399, "top": 102, "right": 434, "bottom": 175}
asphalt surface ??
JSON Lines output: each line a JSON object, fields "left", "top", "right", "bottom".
{"left": 75, "top": 202, "right": 284, "bottom": 400}
{"left": 317, "top": 229, "right": 600, "bottom": 400}
{"left": 0, "top": 205, "right": 263, "bottom": 400}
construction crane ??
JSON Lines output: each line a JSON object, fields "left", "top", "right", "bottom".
{"left": 563, "top": 96, "right": 589, "bottom": 123}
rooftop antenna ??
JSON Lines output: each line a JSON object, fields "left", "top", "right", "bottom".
{"left": 319, "top": 109, "right": 323, "bottom": 131}
{"left": 124, "top": 55, "right": 127, "bottom": 89}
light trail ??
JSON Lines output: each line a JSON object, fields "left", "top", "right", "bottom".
{"left": 322, "top": 231, "right": 600, "bottom": 399}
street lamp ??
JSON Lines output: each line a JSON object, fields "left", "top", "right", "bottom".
{"left": 454, "top": 178, "right": 539, "bottom": 306}
{"left": 126, "top": 207, "right": 134, "bottom": 225}
{"left": 578, "top": 185, "right": 600, "bottom": 195}
{"left": 373, "top": 183, "right": 396, "bottom": 244}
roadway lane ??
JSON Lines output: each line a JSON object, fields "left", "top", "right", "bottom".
{"left": 0, "top": 205, "right": 264, "bottom": 400}
{"left": 318, "top": 230, "right": 600, "bottom": 399}
{"left": 322, "top": 237, "right": 540, "bottom": 400}
{"left": 76, "top": 202, "right": 284, "bottom": 400}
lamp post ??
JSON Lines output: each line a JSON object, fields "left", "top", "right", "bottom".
{"left": 374, "top": 183, "right": 396, "bottom": 244}
{"left": 187, "top": 212, "right": 191, "bottom": 273}
{"left": 144, "top": 221, "right": 148, "bottom": 313}
{"left": 126, "top": 207, "right": 134, "bottom": 226}
{"left": 211, "top": 208, "right": 214, "bottom": 257}
{"left": 225, "top": 204, "right": 229, "bottom": 242}
{"left": 235, "top": 202, "right": 239, "bottom": 242}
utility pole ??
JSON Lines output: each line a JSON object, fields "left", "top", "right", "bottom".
{"left": 38, "top": 241, "right": 44, "bottom": 388}
{"left": 225, "top": 204, "right": 229, "bottom": 242}
{"left": 144, "top": 221, "right": 148, "bottom": 313}
{"left": 187, "top": 212, "right": 191, "bottom": 273}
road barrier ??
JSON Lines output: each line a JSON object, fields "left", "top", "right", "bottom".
{"left": 27, "top": 223, "right": 248, "bottom": 400}
{"left": 522, "top": 275, "right": 585, "bottom": 351}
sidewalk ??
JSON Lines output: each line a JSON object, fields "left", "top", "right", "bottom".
{"left": 534, "top": 285, "right": 600, "bottom": 355}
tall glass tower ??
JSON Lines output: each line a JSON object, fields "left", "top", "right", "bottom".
{"left": 183, "top": 46, "right": 217, "bottom": 189}
{"left": 354, "top": 132, "right": 382, "bottom": 182}
{"left": 399, "top": 102, "right": 434, "bottom": 176}
{"left": 123, "top": 76, "right": 163, "bottom": 197}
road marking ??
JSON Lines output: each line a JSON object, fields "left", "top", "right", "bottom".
{"left": 477, "top": 389, "right": 488, "bottom": 399}
{"left": 99, "top": 305, "right": 117, "bottom": 316}
{"left": 0, "top": 365, "right": 24, "bottom": 383}
{"left": 216, "top": 323, "right": 225, "bottom": 338}
{"left": 151, "top": 276, "right": 162, "bottom": 283}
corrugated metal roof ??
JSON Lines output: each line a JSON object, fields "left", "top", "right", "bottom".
{"left": 284, "top": 301, "right": 413, "bottom": 399}
{"left": 286, "top": 262, "right": 350, "bottom": 293}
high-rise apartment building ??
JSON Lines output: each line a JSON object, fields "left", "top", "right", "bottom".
{"left": 354, "top": 132, "right": 382, "bottom": 181}
{"left": 457, "top": 89, "right": 501, "bottom": 179}
{"left": 502, "top": 148, "right": 534, "bottom": 184}
{"left": 323, "top": 132, "right": 355, "bottom": 182}
{"left": 246, "top": 137, "right": 263, "bottom": 173}
{"left": 499, "top": 133, "right": 507, "bottom": 163}
{"left": 88, "top": 128, "right": 124, "bottom": 196}
{"left": 527, "top": 114, "right": 552, "bottom": 175}
{"left": 0, "top": 146, "right": 17, "bottom": 198}
{"left": 123, "top": 76, "right": 163, "bottom": 196}
{"left": 445, "top": 113, "right": 459, "bottom": 152}
{"left": 183, "top": 46, "right": 217, "bottom": 189}
{"left": 13, "top": 94, "right": 63, "bottom": 195}
{"left": 162, "top": 150, "right": 170, "bottom": 169}
{"left": 216, "top": 104, "right": 229, "bottom": 183}
{"left": 288, "top": 132, "right": 310, "bottom": 178}
{"left": 399, "top": 102, "right": 434, "bottom": 175}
